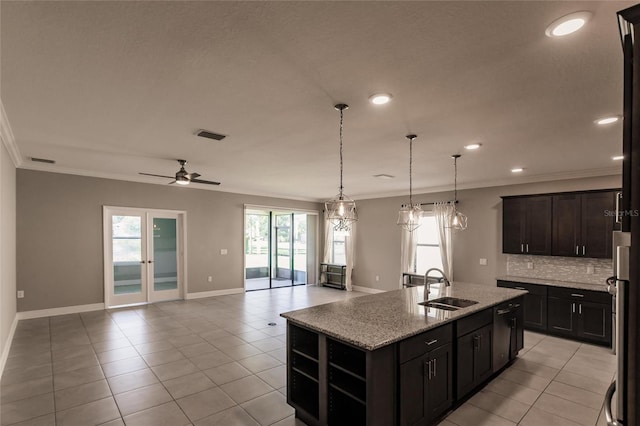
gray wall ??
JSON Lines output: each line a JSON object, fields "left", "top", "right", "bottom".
{"left": 1, "top": 143, "right": 16, "bottom": 363}
{"left": 353, "top": 175, "right": 621, "bottom": 291}
{"left": 17, "top": 170, "right": 322, "bottom": 311}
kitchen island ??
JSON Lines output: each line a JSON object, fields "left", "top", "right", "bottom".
{"left": 281, "top": 282, "right": 527, "bottom": 426}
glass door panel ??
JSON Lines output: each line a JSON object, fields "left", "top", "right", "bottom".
{"left": 149, "top": 215, "right": 180, "bottom": 302}
{"left": 293, "top": 214, "right": 307, "bottom": 285}
{"left": 245, "top": 211, "right": 270, "bottom": 291}
{"left": 273, "top": 214, "right": 292, "bottom": 288}
{"left": 110, "top": 213, "right": 147, "bottom": 305}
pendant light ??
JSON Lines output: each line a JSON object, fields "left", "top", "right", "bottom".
{"left": 325, "top": 104, "right": 357, "bottom": 234}
{"left": 397, "top": 134, "right": 422, "bottom": 231}
{"left": 448, "top": 154, "right": 468, "bottom": 230}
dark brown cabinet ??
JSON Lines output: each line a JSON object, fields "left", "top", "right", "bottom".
{"left": 497, "top": 281, "right": 547, "bottom": 331}
{"left": 456, "top": 323, "right": 493, "bottom": 400}
{"left": 546, "top": 287, "right": 612, "bottom": 346}
{"left": 552, "top": 191, "right": 616, "bottom": 258}
{"left": 399, "top": 324, "right": 453, "bottom": 426}
{"left": 502, "top": 196, "right": 552, "bottom": 255}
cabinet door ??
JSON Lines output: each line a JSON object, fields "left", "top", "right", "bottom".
{"left": 427, "top": 343, "right": 453, "bottom": 422}
{"left": 475, "top": 324, "right": 493, "bottom": 385}
{"left": 578, "top": 301, "right": 612, "bottom": 345}
{"left": 547, "top": 297, "right": 576, "bottom": 336}
{"left": 525, "top": 196, "right": 552, "bottom": 255}
{"left": 399, "top": 355, "right": 428, "bottom": 426}
{"left": 455, "top": 332, "right": 476, "bottom": 399}
{"left": 502, "top": 198, "right": 525, "bottom": 254}
{"left": 552, "top": 194, "right": 581, "bottom": 257}
{"left": 523, "top": 292, "right": 547, "bottom": 331}
{"left": 581, "top": 192, "right": 615, "bottom": 258}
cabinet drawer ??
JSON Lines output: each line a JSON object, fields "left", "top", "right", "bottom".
{"left": 456, "top": 309, "right": 493, "bottom": 337}
{"left": 497, "top": 281, "right": 547, "bottom": 296}
{"left": 399, "top": 323, "right": 452, "bottom": 364}
{"left": 548, "top": 287, "right": 610, "bottom": 304}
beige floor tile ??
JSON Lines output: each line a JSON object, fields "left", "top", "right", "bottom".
{"left": 102, "top": 356, "right": 148, "bottom": 377}
{"left": 107, "top": 368, "right": 159, "bottom": 394}
{"left": 133, "top": 340, "right": 174, "bottom": 355}
{"left": 468, "top": 389, "right": 530, "bottom": 423}
{"left": 1, "top": 364, "right": 52, "bottom": 386}
{"left": 520, "top": 406, "right": 584, "bottom": 426}
{"left": 444, "top": 402, "right": 516, "bottom": 426}
{"left": 483, "top": 377, "right": 541, "bottom": 405}
{"left": 54, "top": 379, "right": 112, "bottom": 411}
{"left": 177, "top": 387, "right": 237, "bottom": 421}
{"left": 204, "top": 361, "right": 253, "bottom": 385}
{"left": 218, "top": 343, "right": 263, "bottom": 360}
{"left": 142, "top": 348, "right": 186, "bottom": 366}
{"left": 113, "top": 383, "right": 172, "bottom": 416}
{"left": 1, "top": 376, "right": 53, "bottom": 404}
{"left": 167, "top": 334, "right": 207, "bottom": 347}
{"left": 51, "top": 345, "right": 95, "bottom": 362}
{"left": 122, "top": 401, "right": 191, "bottom": 426}
{"left": 235, "top": 330, "right": 271, "bottom": 343}
{"left": 544, "top": 381, "right": 606, "bottom": 410}
{"left": 533, "top": 393, "right": 600, "bottom": 425}
{"left": 256, "top": 365, "right": 287, "bottom": 389}
{"left": 4, "top": 352, "right": 51, "bottom": 370}
{"left": 220, "top": 375, "right": 274, "bottom": 404}
{"left": 53, "top": 365, "right": 105, "bottom": 391}
{"left": 194, "top": 406, "right": 260, "bottom": 426}
{"left": 511, "top": 358, "right": 560, "bottom": 379}
{"left": 163, "top": 372, "right": 217, "bottom": 399}
{"left": 521, "top": 350, "right": 569, "bottom": 369}
{"left": 53, "top": 353, "right": 100, "bottom": 374}
{"left": 151, "top": 358, "right": 200, "bottom": 381}
{"left": 553, "top": 369, "right": 611, "bottom": 395}
{"left": 239, "top": 391, "right": 296, "bottom": 426}
{"left": 0, "top": 392, "right": 54, "bottom": 426}
{"left": 435, "top": 421, "right": 457, "bottom": 426}
{"left": 251, "top": 337, "right": 284, "bottom": 352}
{"left": 55, "top": 396, "right": 121, "bottom": 426}
{"left": 92, "top": 338, "right": 132, "bottom": 354}
{"left": 7, "top": 413, "right": 56, "bottom": 426}
{"left": 238, "top": 353, "right": 281, "bottom": 374}
{"left": 178, "top": 342, "right": 218, "bottom": 358}
{"left": 496, "top": 367, "right": 552, "bottom": 391}
{"left": 96, "top": 346, "right": 139, "bottom": 364}
{"left": 189, "top": 350, "right": 234, "bottom": 370}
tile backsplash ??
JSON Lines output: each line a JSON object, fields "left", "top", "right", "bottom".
{"left": 506, "top": 254, "right": 613, "bottom": 285}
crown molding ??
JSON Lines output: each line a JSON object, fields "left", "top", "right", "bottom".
{"left": 0, "top": 100, "right": 23, "bottom": 167}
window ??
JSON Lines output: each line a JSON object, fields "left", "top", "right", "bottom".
{"left": 414, "top": 214, "right": 443, "bottom": 274}
{"left": 331, "top": 232, "right": 346, "bottom": 265}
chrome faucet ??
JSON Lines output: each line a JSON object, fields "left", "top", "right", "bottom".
{"left": 424, "top": 268, "right": 450, "bottom": 296}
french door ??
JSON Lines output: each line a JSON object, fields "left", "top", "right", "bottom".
{"left": 104, "top": 207, "right": 185, "bottom": 307}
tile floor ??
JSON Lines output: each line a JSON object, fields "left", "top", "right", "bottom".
{"left": 0, "top": 285, "right": 616, "bottom": 426}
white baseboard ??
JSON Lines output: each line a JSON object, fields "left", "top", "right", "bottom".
{"left": 186, "top": 288, "right": 244, "bottom": 299}
{"left": 0, "top": 315, "right": 18, "bottom": 379}
{"left": 16, "top": 303, "right": 106, "bottom": 320}
{"left": 352, "top": 285, "right": 386, "bottom": 294}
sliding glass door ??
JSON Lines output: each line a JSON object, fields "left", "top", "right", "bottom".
{"left": 244, "top": 208, "right": 316, "bottom": 291}
{"left": 104, "top": 207, "right": 185, "bottom": 307}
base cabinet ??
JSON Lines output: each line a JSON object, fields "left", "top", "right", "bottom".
{"left": 497, "top": 281, "right": 547, "bottom": 331}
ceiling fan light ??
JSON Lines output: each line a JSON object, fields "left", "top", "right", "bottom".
{"left": 175, "top": 176, "right": 190, "bottom": 185}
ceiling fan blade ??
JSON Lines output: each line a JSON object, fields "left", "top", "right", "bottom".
{"left": 190, "top": 178, "right": 221, "bottom": 186}
{"left": 188, "top": 172, "right": 201, "bottom": 179}
{"left": 139, "top": 172, "right": 174, "bottom": 179}
{"left": 168, "top": 180, "right": 177, "bottom": 185}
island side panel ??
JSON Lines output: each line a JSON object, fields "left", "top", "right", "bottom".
{"left": 366, "top": 343, "right": 397, "bottom": 426}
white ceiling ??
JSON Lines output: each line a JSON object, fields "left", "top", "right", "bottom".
{"left": 1, "top": 1, "right": 633, "bottom": 201}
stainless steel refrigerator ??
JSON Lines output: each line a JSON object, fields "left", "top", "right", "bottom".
{"left": 604, "top": 6, "right": 640, "bottom": 425}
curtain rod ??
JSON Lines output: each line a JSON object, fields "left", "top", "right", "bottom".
{"left": 417, "top": 200, "right": 458, "bottom": 206}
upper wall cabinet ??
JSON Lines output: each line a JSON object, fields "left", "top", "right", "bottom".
{"left": 552, "top": 192, "right": 616, "bottom": 258}
{"left": 502, "top": 190, "right": 619, "bottom": 259}
{"left": 502, "top": 196, "right": 552, "bottom": 255}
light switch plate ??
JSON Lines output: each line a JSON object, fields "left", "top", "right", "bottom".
{"left": 17, "top": 290, "right": 24, "bottom": 298}
{"left": 479, "top": 258, "right": 488, "bottom": 266}
{"left": 220, "top": 249, "right": 228, "bottom": 255}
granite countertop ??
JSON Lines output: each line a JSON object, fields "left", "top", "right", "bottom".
{"left": 280, "top": 282, "right": 526, "bottom": 351}
{"left": 497, "top": 275, "right": 609, "bottom": 293}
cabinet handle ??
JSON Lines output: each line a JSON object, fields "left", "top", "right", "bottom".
{"left": 426, "top": 360, "right": 432, "bottom": 380}
{"left": 579, "top": 304, "right": 582, "bottom": 315}
{"left": 433, "top": 358, "right": 437, "bottom": 378}
{"left": 616, "top": 192, "right": 622, "bottom": 224}
{"left": 526, "top": 244, "right": 529, "bottom": 253}
{"left": 514, "top": 287, "right": 526, "bottom": 290}
{"left": 570, "top": 293, "right": 584, "bottom": 298}
{"left": 572, "top": 303, "right": 576, "bottom": 313}
{"left": 425, "top": 339, "right": 438, "bottom": 346}
{"left": 473, "top": 335, "right": 480, "bottom": 350}
{"left": 576, "top": 246, "right": 579, "bottom": 255}
{"left": 582, "top": 246, "right": 586, "bottom": 256}
{"left": 521, "top": 244, "right": 524, "bottom": 253}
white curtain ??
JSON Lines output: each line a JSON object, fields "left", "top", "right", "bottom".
{"left": 344, "top": 223, "right": 356, "bottom": 292}
{"left": 321, "top": 216, "right": 333, "bottom": 285}
{"left": 399, "top": 228, "right": 418, "bottom": 287}
{"left": 433, "top": 202, "right": 454, "bottom": 281}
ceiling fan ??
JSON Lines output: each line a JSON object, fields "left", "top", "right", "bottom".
{"left": 139, "top": 159, "right": 220, "bottom": 186}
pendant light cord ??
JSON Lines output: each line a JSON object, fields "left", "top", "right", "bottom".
{"left": 409, "top": 137, "right": 414, "bottom": 206}
{"left": 454, "top": 156, "right": 457, "bottom": 203}
{"left": 339, "top": 107, "right": 344, "bottom": 198}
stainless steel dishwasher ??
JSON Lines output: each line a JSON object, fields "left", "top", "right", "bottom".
{"left": 492, "top": 300, "right": 523, "bottom": 372}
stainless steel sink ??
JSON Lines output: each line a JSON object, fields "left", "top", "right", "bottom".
{"left": 418, "top": 297, "right": 478, "bottom": 311}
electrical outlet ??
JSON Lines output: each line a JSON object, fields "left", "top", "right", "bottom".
{"left": 527, "top": 262, "right": 534, "bottom": 270}
{"left": 207, "top": 276, "right": 213, "bottom": 283}
{"left": 17, "top": 290, "right": 24, "bottom": 299}
{"left": 587, "top": 265, "right": 595, "bottom": 274}
{"left": 375, "top": 275, "right": 380, "bottom": 282}
{"left": 479, "top": 258, "right": 488, "bottom": 266}
{"left": 220, "top": 249, "right": 228, "bottom": 255}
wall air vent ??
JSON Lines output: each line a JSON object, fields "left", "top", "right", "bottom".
{"left": 30, "top": 157, "right": 56, "bottom": 164}
{"left": 196, "top": 129, "right": 226, "bottom": 141}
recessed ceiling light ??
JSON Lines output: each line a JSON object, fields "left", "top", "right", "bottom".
{"left": 369, "top": 93, "right": 392, "bottom": 105}
{"left": 545, "top": 11, "right": 592, "bottom": 37}
{"left": 511, "top": 168, "right": 524, "bottom": 173}
{"left": 613, "top": 155, "right": 624, "bottom": 161}
{"left": 464, "top": 143, "right": 482, "bottom": 150}
{"left": 595, "top": 116, "right": 620, "bottom": 125}
{"left": 373, "top": 174, "right": 395, "bottom": 179}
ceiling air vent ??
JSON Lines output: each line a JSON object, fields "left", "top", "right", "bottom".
{"left": 196, "top": 129, "right": 226, "bottom": 141}
{"left": 30, "top": 157, "right": 56, "bottom": 164}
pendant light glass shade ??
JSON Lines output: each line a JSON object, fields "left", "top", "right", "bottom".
{"left": 397, "top": 134, "right": 422, "bottom": 231}
{"left": 447, "top": 154, "right": 468, "bottom": 230}
{"left": 325, "top": 104, "right": 357, "bottom": 233}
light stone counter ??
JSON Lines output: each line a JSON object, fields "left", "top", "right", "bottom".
{"left": 280, "top": 282, "right": 526, "bottom": 351}
{"left": 497, "top": 275, "right": 609, "bottom": 293}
